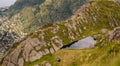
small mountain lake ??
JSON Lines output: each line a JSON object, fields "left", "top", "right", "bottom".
{"left": 61, "top": 36, "right": 97, "bottom": 49}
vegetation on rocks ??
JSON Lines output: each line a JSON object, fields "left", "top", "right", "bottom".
{"left": 0, "top": 30, "right": 18, "bottom": 57}
{"left": 0, "top": 1, "right": 120, "bottom": 66}
{"left": 3, "top": 0, "right": 88, "bottom": 32}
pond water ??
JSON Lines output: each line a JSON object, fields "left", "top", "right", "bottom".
{"left": 0, "top": 0, "right": 16, "bottom": 7}
{"left": 62, "top": 36, "right": 97, "bottom": 49}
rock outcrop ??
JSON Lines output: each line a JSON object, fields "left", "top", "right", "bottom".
{"left": 109, "top": 27, "right": 120, "bottom": 41}
{"left": 0, "top": 16, "right": 27, "bottom": 38}
{"left": 0, "top": 16, "right": 27, "bottom": 56}
{"left": 5, "top": 0, "right": 88, "bottom": 32}
{"left": 0, "top": 30, "right": 18, "bottom": 56}
{"left": 2, "top": 32, "right": 63, "bottom": 66}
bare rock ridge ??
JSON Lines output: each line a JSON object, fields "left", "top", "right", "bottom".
{"left": 109, "top": 27, "right": 120, "bottom": 41}
{"left": 1, "top": 1, "right": 120, "bottom": 66}
{"left": 2, "top": 34, "right": 63, "bottom": 66}
{"left": 0, "top": 0, "right": 88, "bottom": 56}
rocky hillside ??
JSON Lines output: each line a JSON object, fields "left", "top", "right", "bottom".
{"left": 0, "top": 16, "right": 27, "bottom": 57}
{"left": 1, "top": 1, "right": 120, "bottom": 66}
{"left": 0, "top": 0, "right": 88, "bottom": 58}
{"left": 3, "top": 0, "right": 88, "bottom": 32}
{"left": 0, "top": 30, "right": 18, "bottom": 57}
{"left": 0, "top": 16, "right": 26, "bottom": 37}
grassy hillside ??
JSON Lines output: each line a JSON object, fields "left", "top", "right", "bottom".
{"left": 3, "top": 0, "right": 88, "bottom": 32}
{"left": 24, "top": 1, "right": 120, "bottom": 66}
{"left": 1, "top": 1, "right": 120, "bottom": 66}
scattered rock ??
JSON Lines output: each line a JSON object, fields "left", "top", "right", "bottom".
{"left": 45, "top": 62, "right": 51, "bottom": 66}
{"left": 34, "top": 64, "right": 39, "bottom": 66}
{"left": 57, "top": 57, "right": 61, "bottom": 62}
{"left": 29, "top": 50, "right": 42, "bottom": 62}
{"left": 109, "top": 27, "right": 120, "bottom": 41}
{"left": 41, "top": 61, "right": 51, "bottom": 66}
{"left": 18, "top": 58, "right": 24, "bottom": 66}
{"left": 49, "top": 48, "right": 55, "bottom": 53}
{"left": 0, "top": 30, "right": 18, "bottom": 56}
{"left": 100, "top": 29, "right": 108, "bottom": 34}
{"left": 7, "top": 62, "right": 15, "bottom": 66}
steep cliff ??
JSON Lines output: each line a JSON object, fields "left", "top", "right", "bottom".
{"left": 1, "top": 1, "right": 120, "bottom": 66}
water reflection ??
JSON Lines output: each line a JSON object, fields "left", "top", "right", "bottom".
{"left": 62, "top": 36, "right": 96, "bottom": 49}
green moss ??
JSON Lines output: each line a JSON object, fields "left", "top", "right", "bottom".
{"left": 29, "top": 32, "right": 39, "bottom": 38}
{"left": 44, "top": 28, "right": 55, "bottom": 41}
{"left": 57, "top": 23, "right": 72, "bottom": 45}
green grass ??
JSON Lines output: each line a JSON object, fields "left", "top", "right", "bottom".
{"left": 23, "top": 29, "right": 120, "bottom": 66}
{"left": 24, "top": 54, "right": 53, "bottom": 66}
{"left": 48, "top": 41, "right": 120, "bottom": 66}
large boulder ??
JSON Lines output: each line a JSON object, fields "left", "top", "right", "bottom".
{"left": 109, "top": 27, "right": 120, "bottom": 41}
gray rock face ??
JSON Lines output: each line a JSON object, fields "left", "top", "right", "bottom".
{"left": 44, "top": 63, "right": 51, "bottom": 66}
{"left": 0, "top": 30, "right": 18, "bottom": 56}
{"left": 29, "top": 50, "right": 42, "bottom": 62}
{"left": 0, "top": 15, "right": 27, "bottom": 57}
{"left": 100, "top": 29, "right": 108, "bottom": 34}
{"left": 7, "top": 62, "right": 15, "bottom": 66}
{"left": 18, "top": 58, "right": 24, "bottom": 66}
{"left": 10, "top": 48, "right": 21, "bottom": 64}
{"left": 49, "top": 48, "right": 55, "bottom": 53}
{"left": 2, "top": 35, "right": 63, "bottom": 66}
{"left": 109, "top": 27, "right": 120, "bottom": 41}
{"left": 41, "top": 62, "right": 51, "bottom": 66}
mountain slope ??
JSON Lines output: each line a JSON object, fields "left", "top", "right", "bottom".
{"left": 4, "top": 0, "right": 88, "bottom": 32}
{"left": 5, "top": 0, "right": 45, "bottom": 16}
{"left": 1, "top": 1, "right": 120, "bottom": 66}
{"left": 0, "top": 0, "right": 88, "bottom": 58}
{"left": 0, "top": 16, "right": 27, "bottom": 56}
